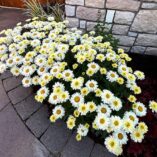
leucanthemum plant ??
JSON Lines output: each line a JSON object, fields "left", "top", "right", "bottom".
{"left": 0, "top": 16, "right": 157, "bottom": 156}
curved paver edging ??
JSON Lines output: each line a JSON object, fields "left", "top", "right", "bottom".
{"left": 0, "top": 71, "right": 115, "bottom": 157}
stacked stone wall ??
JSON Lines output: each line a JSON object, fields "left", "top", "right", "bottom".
{"left": 65, "top": 0, "right": 157, "bottom": 55}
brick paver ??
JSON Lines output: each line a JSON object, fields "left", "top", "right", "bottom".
{"left": 41, "top": 120, "right": 72, "bottom": 156}
{"left": 3, "top": 76, "right": 22, "bottom": 91}
{"left": 15, "top": 94, "right": 41, "bottom": 120}
{"left": 0, "top": 104, "right": 51, "bottom": 157}
{"left": 26, "top": 105, "right": 50, "bottom": 137}
{"left": 61, "top": 132, "right": 94, "bottom": 157}
{"left": 91, "top": 144, "right": 115, "bottom": 157}
{"left": 8, "top": 85, "right": 33, "bottom": 104}
{"left": 0, "top": 80, "right": 10, "bottom": 110}
{"left": 0, "top": 70, "right": 12, "bottom": 80}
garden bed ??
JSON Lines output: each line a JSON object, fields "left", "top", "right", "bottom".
{"left": 1, "top": 16, "right": 157, "bottom": 156}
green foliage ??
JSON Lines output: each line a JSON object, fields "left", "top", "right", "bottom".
{"left": 24, "top": 0, "right": 47, "bottom": 20}
{"left": 94, "top": 21, "right": 119, "bottom": 51}
{"left": 24, "top": 0, "right": 64, "bottom": 22}
{"left": 49, "top": 3, "right": 64, "bottom": 22}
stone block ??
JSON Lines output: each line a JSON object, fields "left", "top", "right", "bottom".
{"left": 87, "top": 21, "right": 97, "bottom": 31}
{"left": 142, "top": 2, "right": 157, "bottom": 9}
{"left": 66, "top": 17, "right": 79, "bottom": 28}
{"left": 114, "top": 35, "right": 135, "bottom": 46}
{"left": 131, "top": 10, "right": 157, "bottom": 33}
{"left": 145, "top": 47, "right": 157, "bottom": 55}
{"left": 143, "top": 0, "right": 157, "bottom": 2}
{"left": 105, "top": 10, "right": 115, "bottom": 23}
{"left": 61, "top": 132, "right": 94, "bottom": 157}
{"left": 65, "top": 5, "right": 76, "bottom": 16}
{"left": 80, "top": 20, "right": 86, "bottom": 29}
{"left": 41, "top": 120, "right": 72, "bottom": 155}
{"left": 66, "top": 0, "right": 84, "bottom": 5}
{"left": 8, "top": 85, "right": 33, "bottom": 104}
{"left": 3, "top": 76, "right": 22, "bottom": 92}
{"left": 76, "top": 6, "right": 106, "bottom": 21}
{"left": 106, "top": 0, "right": 141, "bottom": 11}
{"left": 128, "top": 31, "right": 138, "bottom": 37}
{"left": 112, "top": 24, "right": 129, "bottom": 35}
{"left": 135, "top": 34, "right": 157, "bottom": 46}
{"left": 131, "top": 46, "right": 146, "bottom": 54}
{"left": 85, "top": 0, "right": 105, "bottom": 8}
{"left": 118, "top": 46, "right": 131, "bottom": 52}
{"left": 15, "top": 94, "right": 41, "bottom": 120}
{"left": 26, "top": 105, "right": 50, "bottom": 137}
{"left": 114, "top": 11, "right": 135, "bottom": 25}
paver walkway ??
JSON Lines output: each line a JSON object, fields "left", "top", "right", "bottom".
{"left": 0, "top": 7, "right": 115, "bottom": 157}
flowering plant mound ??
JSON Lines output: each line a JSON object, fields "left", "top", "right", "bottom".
{"left": 0, "top": 17, "right": 157, "bottom": 156}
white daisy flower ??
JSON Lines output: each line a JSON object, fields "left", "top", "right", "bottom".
{"left": 106, "top": 71, "right": 118, "bottom": 82}
{"left": 37, "top": 86, "right": 49, "bottom": 98}
{"left": 87, "top": 62, "right": 100, "bottom": 73}
{"left": 113, "top": 130, "right": 128, "bottom": 145}
{"left": 35, "top": 55, "right": 47, "bottom": 67}
{"left": 70, "top": 93, "right": 84, "bottom": 108}
{"left": 13, "top": 55, "right": 23, "bottom": 65}
{"left": 134, "top": 70, "right": 145, "bottom": 80}
{"left": 32, "top": 76, "right": 40, "bottom": 85}
{"left": 104, "top": 136, "right": 122, "bottom": 156}
{"left": 20, "top": 65, "right": 34, "bottom": 76}
{"left": 124, "top": 111, "right": 139, "bottom": 125}
{"left": 78, "top": 103, "right": 89, "bottom": 115}
{"left": 133, "top": 102, "right": 147, "bottom": 117}
{"left": 0, "top": 62, "right": 7, "bottom": 73}
{"left": 50, "top": 65, "right": 61, "bottom": 76}
{"left": 123, "top": 119, "right": 135, "bottom": 133}
{"left": 6, "top": 58, "right": 14, "bottom": 67}
{"left": 149, "top": 100, "right": 157, "bottom": 113}
{"left": 77, "top": 124, "right": 89, "bottom": 137}
{"left": 53, "top": 105, "right": 65, "bottom": 119}
{"left": 22, "top": 77, "right": 32, "bottom": 87}
{"left": 130, "top": 128, "right": 144, "bottom": 143}
{"left": 59, "top": 91, "right": 70, "bottom": 103}
{"left": 48, "top": 92, "right": 60, "bottom": 105}
{"left": 53, "top": 82, "right": 65, "bottom": 91}
{"left": 48, "top": 16, "right": 54, "bottom": 21}
{"left": 101, "top": 90, "right": 114, "bottom": 104}
{"left": 87, "top": 101, "right": 97, "bottom": 112}
{"left": 40, "top": 73, "right": 51, "bottom": 83}
{"left": 55, "top": 51, "right": 65, "bottom": 61}
{"left": 1, "top": 54, "right": 8, "bottom": 62}
{"left": 62, "top": 69, "right": 74, "bottom": 82}
{"left": 95, "top": 113, "right": 109, "bottom": 131}
{"left": 0, "top": 44, "right": 7, "bottom": 54}
{"left": 110, "top": 116, "right": 122, "bottom": 130}
{"left": 10, "top": 66, "right": 20, "bottom": 76}
{"left": 31, "top": 39, "right": 41, "bottom": 47}
{"left": 118, "top": 65, "right": 129, "bottom": 74}
{"left": 97, "top": 103, "right": 111, "bottom": 116}
{"left": 37, "top": 66, "right": 48, "bottom": 75}
{"left": 110, "top": 97, "right": 122, "bottom": 111}
{"left": 71, "top": 77, "right": 84, "bottom": 90}
{"left": 85, "top": 80, "right": 98, "bottom": 92}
